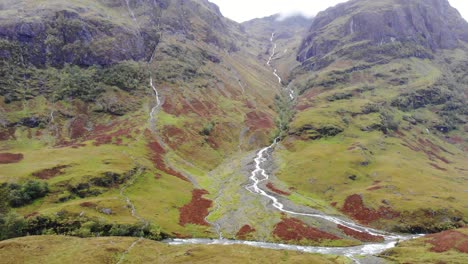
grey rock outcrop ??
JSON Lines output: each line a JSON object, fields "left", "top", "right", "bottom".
{"left": 297, "top": 0, "right": 468, "bottom": 68}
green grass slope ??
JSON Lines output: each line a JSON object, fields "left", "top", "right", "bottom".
{"left": 0, "top": 235, "right": 351, "bottom": 264}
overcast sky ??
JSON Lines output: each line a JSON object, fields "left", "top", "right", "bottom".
{"left": 209, "top": 0, "right": 468, "bottom": 22}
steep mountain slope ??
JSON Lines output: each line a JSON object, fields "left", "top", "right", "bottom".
{"left": 242, "top": 14, "right": 313, "bottom": 84}
{"left": 0, "top": 0, "right": 282, "bottom": 240}
{"left": 273, "top": 0, "right": 467, "bottom": 233}
{"left": 0, "top": 0, "right": 467, "bottom": 262}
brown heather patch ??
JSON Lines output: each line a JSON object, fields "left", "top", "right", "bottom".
{"left": 162, "top": 125, "right": 186, "bottom": 150}
{"left": 400, "top": 137, "right": 451, "bottom": 165}
{"left": 296, "top": 104, "right": 312, "bottom": 111}
{"left": 245, "top": 100, "right": 256, "bottom": 109}
{"left": 69, "top": 116, "right": 88, "bottom": 139}
{"left": 302, "top": 89, "right": 323, "bottom": 100}
{"left": 337, "top": 225, "right": 384, "bottom": 242}
{"left": 172, "top": 232, "right": 192, "bottom": 239}
{"left": 426, "top": 229, "right": 468, "bottom": 253}
{"left": 32, "top": 165, "right": 70, "bottom": 179}
{"left": 206, "top": 135, "right": 220, "bottom": 149}
{"left": 236, "top": 225, "right": 256, "bottom": 240}
{"left": 25, "top": 212, "right": 39, "bottom": 219}
{"left": 162, "top": 96, "right": 216, "bottom": 118}
{"left": 89, "top": 121, "right": 134, "bottom": 147}
{"left": 273, "top": 217, "right": 340, "bottom": 242}
{"left": 179, "top": 189, "right": 212, "bottom": 227}
{"left": 190, "top": 99, "right": 211, "bottom": 117}
{"left": 79, "top": 202, "right": 97, "bottom": 208}
{"left": 446, "top": 136, "right": 464, "bottom": 144}
{"left": 0, "top": 127, "right": 15, "bottom": 141}
{"left": 147, "top": 140, "right": 189, "bottom": 182}
{"left": 429, "top": 162, "right": 447, "bottom": 171}
{"left": 341, "top": 194, "right": 400, "bottom": 225}
{"left": 266, "top": 182, "right": 290, "bottom": 196}
{"left": 35, "top": 130, "right": 42, "bottom": 137}
{"left": 246, "top": 111, "right": 274, "bottom": 130}
{"left": 0, "top": 153, "right": 23, "bottom": 164}
{"left": 162, "top": 98, "right": 187, "bottom": 116}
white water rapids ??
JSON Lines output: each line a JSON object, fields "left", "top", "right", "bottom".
{"left": 149, "top": 77, "right": 161, "bottom": 124}
{"left": 167, "top": 137, "right": 420, "bottom": 261}
{"left": 266, "top": 33, "right": 294, "bottom": 100}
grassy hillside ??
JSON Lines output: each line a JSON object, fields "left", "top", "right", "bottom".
{"left": 0, "top": 0, "right": 283, "bottom": 241}
{"left": 380, "top": 227, "right": 468, "bottom": 263}
{"left": 270, "top": 0, "right": 468, "bottom": 233}
{"left": 0, "top": 235, "right": 351, "bottom": 264}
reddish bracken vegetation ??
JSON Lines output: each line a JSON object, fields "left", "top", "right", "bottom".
{"left": 426, "top": 229, "right": 468, "bottom": 253}
{"left": 69, "top": 116, "right": 88, "bottom": 139}
{"left": 296, "top": 89, "right": 322, "bottom": 111}
{"left": 0, "top": 127, "right": 16, "bottom": 141}
{"left": 400, "top": 136, "right": 451, "bottom": 165}
{"left": 79, "top": 202, "right": 97, "bottom": 208}
{"left": 89, "top": 121, "right": 134, "bottom": 147}
{"left": 179, "top": 189, "right": 212, "bottom": 226}
{"left": 162, "top": 96, "right": 216, "bottom": 117}
{"left": 337, "top": 225, "right": 384, "bottom": 242}
{"left": 147, "top": 140, "right": 189, "bottom": 182}
{"left": 172, "top": 232, "right": 193, "bottom": 239}
{"left": 236, "top": 225, "right": 256, "bottom": 240}
{"left": 25, "top": 212, "right": 39, "bottom": 218}
{"left": 161, "top": 125, "right": 186, "bottom": 150}
{"left": 32, "top": 165, "right": 69, "bottom": 179}
{"left": 341, "top": 194, "right": 400, "bottom": 224}
{"left": 273, "top": 217, "right": 340, "bottom": 241}
{"left": 446, "top": 136, "right": 464, "bottom": 145}
{"left": 246, "top": 111, "right": 274, "bottom": 130}
{"left": 429, "top": 162, "right": 447, "bottom": 171}
{"left": 0, "top": 153, "right": 24, "bottom": 164}
{"left": 266, "top": 182, "right": 291, "bottom": 196}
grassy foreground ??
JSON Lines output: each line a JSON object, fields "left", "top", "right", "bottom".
{"left": 0, "top": 235, "right": 351, "bottom": 264}
{"left": 380, "top": 228, "right": 468, "bottom": 264}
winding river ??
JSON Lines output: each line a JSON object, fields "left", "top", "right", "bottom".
{"left": 165, "top": 33, "right": 422, "bottom": 263}
{"left": 118, "top": 6, "right": 421, "bottom": 259}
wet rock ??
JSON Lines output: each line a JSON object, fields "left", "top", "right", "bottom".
{"left": 18, "top": 117, "right": 43, "bottom": 128}
{"left": 100, "top": 208, "right": 113, "bottom": 215}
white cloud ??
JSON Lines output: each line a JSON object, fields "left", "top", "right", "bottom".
{"left": 209, "top": 0, "right": 468, "bottom": 22}
{"left": 209, "top": 0, "right": 348, "bottom": 22}
{"left": 449, "top": 0, "right": 468, "bottom": 20}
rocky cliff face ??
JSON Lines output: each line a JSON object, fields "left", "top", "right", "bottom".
{"left": 297, "top": 0, "right": 468, "bottom": 68}
{"left": 0, "top": 1, "right": 160, "bottom": 67}
{"left": 0, "top": 0, "right": 240, "bottom": 68}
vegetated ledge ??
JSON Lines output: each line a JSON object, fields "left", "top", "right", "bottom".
{"left": 289, "top": 124, "right": 344, "bottom": 140}
{"left": 0, "top": 210, "right": 168, "bottom": 242}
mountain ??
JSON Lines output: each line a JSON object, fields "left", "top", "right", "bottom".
{"left": 0, "top": 0, "right": 467, "bottom": 263}
{"left": 0, "top": 0, "right": 280, "bottom": 241}
{"left": 242, "top": 14, "right": 313, "bottom": 83}
{"left": 297, "top": 0, "right": 468, "bottom": 69}
{"left": 280, "top": 0, "right": 467, "bottom": 233}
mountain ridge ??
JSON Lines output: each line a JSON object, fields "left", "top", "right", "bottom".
{"left": 0, "top": 0, "right": 467, "bottom": 262}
